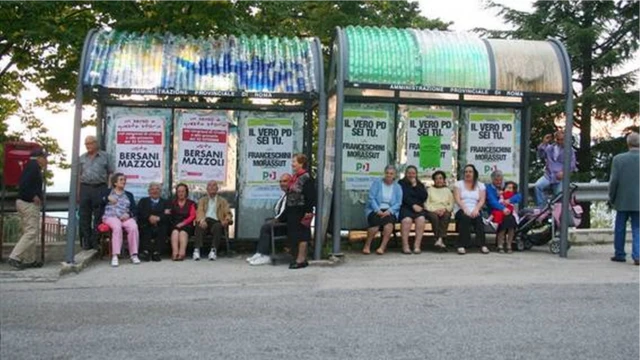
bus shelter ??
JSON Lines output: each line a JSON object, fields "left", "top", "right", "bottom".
{"left": 65, "top": 29, "right": 327, "bottom": 263}
{"left": 320, "top": 26, "right": 574, "bottom": 257}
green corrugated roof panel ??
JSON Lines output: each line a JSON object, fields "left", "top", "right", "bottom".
{"left": 345, "top": 26, "right": 491, "bottom": 89}
{"left": 343, "top": 26, "right": 566, "bottom": 95}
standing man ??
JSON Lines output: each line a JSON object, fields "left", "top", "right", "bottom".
{"left": 609, "top": 132, "right": 639, "bottom": 266}
{"left": 8, "top": 148, "right": 47, "bottom": 270}
{"left": 246, "top": 173, "right": 291, "bottom": 266}
{"left": 78, "top": 135, "right": 111, "bottom": 250}
{"left": 534, "top": 130, "right": 577, "bottom": 207}
{"left": 193, "top": 181, "right": 233, "bottom": 261}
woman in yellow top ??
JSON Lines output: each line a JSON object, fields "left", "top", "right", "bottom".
{"left": 425, "top": 171, "right": 454, "bottom": 251}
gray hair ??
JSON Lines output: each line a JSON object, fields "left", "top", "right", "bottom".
{"left": 627, "top": 132, "right": 639, "bottom": 148}
{"left": 490, "top": 169, "right": 504, "bottom": 180}
{"left": 384, "top": 164, "right": 397, "bottom": 173}
{"left": 148, "top": 182, "right": 161, "bottom": 190}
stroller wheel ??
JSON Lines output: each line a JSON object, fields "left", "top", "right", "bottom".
{"left": 524, "top": 239, "right": 534, "bottom": 250}
{"left": 549, "top": 240, "right": 560, "bottom": 254}
{"left": 515, "top": 234, "right": 525, "bottom": 252}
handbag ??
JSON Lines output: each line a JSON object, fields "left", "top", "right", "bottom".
{"left": 300, "top": 213, "right": 313, "bottom": 228}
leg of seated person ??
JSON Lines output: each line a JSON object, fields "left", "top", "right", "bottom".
{"left": 139, "top": 227, "right": 153, "bottom": 258}
{"left": 209, "top": 220, "right": 224, "bottom": 251}
{"left": 170, "top": 230, "right": 180, "bottom": 260}
{"left": 256, "top": 222, "right": 272, "bottom": 255}
{"left": 414, "top": 216, "right": 426, "bottom": 252}
{"left": 455, "top": 210, "right": 472, "bottom": 250}
{"left": 103, "top": 217, "right": 124, "bottom": 256}
{"left": 194, "top": 223, "right": 206, "bottom": 251}
{"left": 122, "top": 218, "right": 139, "bottom": 256}
{"left": 400, "top": 217, "right": 413, "bottom": 253}
{"left": 154, "top": 223, "right": 169, "bottom": 255}
{"left": 378, "top": 222, "right": 393, "bottom": 254}
{"left": 439, "top": 211, "right": 451, "bottom": 241}
{"left": 178, "top": 231, "right": 189, "bottom": 257}
{"left": 364, "top": 226, "right": 378, "bottom": 254}
{"left": 472, "top": 216, "right": 488, "bottom": 251}
{"left": 534, "top": 175, "right": 551, "bottom": 207}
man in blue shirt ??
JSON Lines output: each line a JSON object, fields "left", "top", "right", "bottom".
{"left": 534, "top": 131, "right": 577, "bottom": 207}
{"left": 8, "top": 148, "right": 47, "bottom": 270}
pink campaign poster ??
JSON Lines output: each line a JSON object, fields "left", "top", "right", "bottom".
{"left": 114, "top": 116, "right": 164, "bottom": 184}
{"left": 176, "top": 111, "right": 229, "bottom": 182}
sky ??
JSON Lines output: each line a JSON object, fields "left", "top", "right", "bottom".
{"left": 6, "top": 0, "right": 639, "bottom": 193}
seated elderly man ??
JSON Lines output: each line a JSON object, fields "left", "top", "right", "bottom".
{"left": 246, "top": 173, "right": 292, "bottom": 266}
{"left": 137, "top": 182, "right": 171, "bottom": 262}
{"left": 193, "top": 181, "right": 233, "bottom": 261}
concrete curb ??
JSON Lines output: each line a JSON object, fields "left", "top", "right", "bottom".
{"left": 59, "top": 249, "right": 98, "bottom": 276}
{"left": 309, "top": 255, "right": 344, "bottom": 267}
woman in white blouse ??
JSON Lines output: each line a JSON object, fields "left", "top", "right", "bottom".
{"left": 453, "top": 164, "right": 489, "bottom": 255}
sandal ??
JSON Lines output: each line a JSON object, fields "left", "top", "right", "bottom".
{"left": 376, "top": 248, "right": 385, "bottom": 255}
{"left": 413, "top": 248, "right": 422, "bottom": 254}
{"left": 402, "top": 248, "right": 412, "bottom": 255}
{"left": 362, "top": 248, "right": 371, "bottom": 255}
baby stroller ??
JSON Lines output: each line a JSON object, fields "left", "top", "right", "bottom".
{"left": 514, "top": 183, "right": 583, "bottom": 254}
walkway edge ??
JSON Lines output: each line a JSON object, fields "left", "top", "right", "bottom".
{"left": 59, "top": 249, "right": 98, "bottom": 276}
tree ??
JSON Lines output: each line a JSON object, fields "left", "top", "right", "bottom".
{"left": 0, "top": 2, "right": 99, "bottom": 181}
{"left": 479, "top": 0, "right": 639, "bottom": 227}
{"left": 1, "top": 1, "right": 448, "bottom": 175}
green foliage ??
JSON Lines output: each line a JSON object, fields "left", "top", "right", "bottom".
{"left": 479, "top": 0, "right": 639, "bottom": 181}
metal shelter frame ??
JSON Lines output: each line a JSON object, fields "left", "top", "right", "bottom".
{"left": 65, "top": 29, "right": 327, "bottom": 264}
{"left": 322, "top": 27, "right": 574, "bottom": 258}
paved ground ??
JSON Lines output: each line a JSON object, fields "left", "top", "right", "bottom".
{"left": 1, "top": 245, "right": 638, "bottom": 360}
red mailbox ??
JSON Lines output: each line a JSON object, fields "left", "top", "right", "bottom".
{"left": 3, "top": 141, "right": 42, "bottom": 186}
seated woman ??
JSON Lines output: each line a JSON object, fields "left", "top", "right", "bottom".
{"left": 169, "top": 183, "right": 196, "bottom": 261}
{"left": 425, "top": 171, "right": 454, "bottom": 251}
{"left": 398, "top": 165, "right": 427, "bottom": 254}
{"left": 363, "top": 165, "right": 403, "bottom": 255}
{"left": 486, "top": 170, "right": 521, "bottom": 253}
{"left": 453, "top": 164, "right": 489, "bottom": 255}
{"left": 100, "top": 173, "right": 140, "bottom": 267}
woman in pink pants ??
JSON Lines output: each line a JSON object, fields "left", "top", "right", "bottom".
{"left": 100, "top": 173, "right": 140, "bottom": 267}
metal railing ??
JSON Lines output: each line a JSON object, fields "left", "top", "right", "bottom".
{"left": 1, "top": 215, "right": 68, "bottom": 244}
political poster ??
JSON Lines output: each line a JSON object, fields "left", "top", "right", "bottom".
{"left": 342, "top": 108, "right": 391, "bottom": 190}
{"left": 244, "top": 118, "right": 294, "bottom": 185}
{"left": 406, "top": 109, "right": 455, "bottom": 173}
{"left": 175, "top": 110, "right": 229, "bottom": 183}
{"left": 113, "top": 112, "right": 165, "bottom": 184}
{"left": 466, "top": 112, "right": 516, "bottom": 177}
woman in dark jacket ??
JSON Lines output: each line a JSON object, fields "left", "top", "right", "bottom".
{"left": 100, "top": 173, "right": 140, "bottom": 267}
{"left": 168, "top": 183, "right": 196, "bottom": 261}
{"left": 286, "top": 153, "right": 316, "bottom": 269}
{"left": 398, "top": 165, "right": 428, "bottom": 254}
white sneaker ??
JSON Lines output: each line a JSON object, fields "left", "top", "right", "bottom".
{"left": 250, "top": 254, "right": 271, "bottom": 266}
{"left": 131, "top": 255, "right": 141, "bottom": 264}
{"left": 193, "top": 248, "right": 201, "bottom": 261}
{"left": 246, "top": 253, "right": 261, "bottom": 263}
{"left": 111, "top": 256, "right": 119, "bottom": 267}
{"left": 208, "top": 248, "right": 217, "bottom": 261}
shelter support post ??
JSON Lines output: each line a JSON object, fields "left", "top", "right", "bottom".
{"left": 520, "top": 104, "right": 532, "bottom": 205}
{"left": 551, "top": 39, "right": 574, "bottom": 259}
{"left": 331, "top": 28, "right": 348, "bottom": 256}
{"left": 313, "top": 39, "right": 326, "bottom": 261}
{"left": 65, "top": 30, "right": 96, "bottom": 264}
